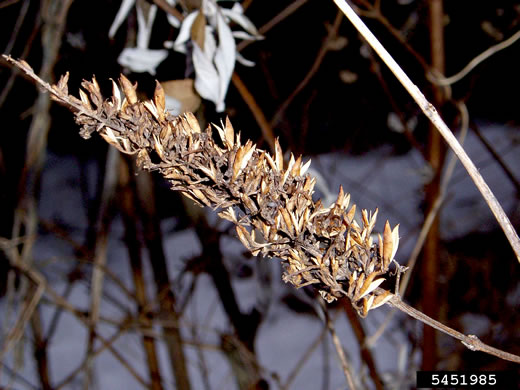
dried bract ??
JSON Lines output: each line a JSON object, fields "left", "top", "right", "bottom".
{"left": 5, "top": 56, "right": 402, "bottom": 317}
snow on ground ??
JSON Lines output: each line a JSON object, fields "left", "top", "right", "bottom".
{"left": 1, "top": 124, "right": 519, "bottom": 389}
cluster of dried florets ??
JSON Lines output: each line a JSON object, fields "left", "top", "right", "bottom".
{"left": 7, "top": 56, "right": 400, "bottom": 317}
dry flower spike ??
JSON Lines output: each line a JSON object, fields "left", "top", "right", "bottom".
{"left": 4, "top": 55, "right": 400, "bottom": 317}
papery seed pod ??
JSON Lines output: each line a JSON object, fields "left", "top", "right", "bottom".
{"left": 371, "top": 290, "right": 394, "bottom": 310}
{"left": 281, "top": 156, "right": 293, "bottom": 186}
{"left": 182, "top": 191, "right": 202, "bottom": 206}
{"left": 274, "top": 139, "right": 284, "bottom": 172}
{"left": 348, "top": 271, "right": 357, "bottom": 296}
{"left": 111, "top": 80, "right": 122, "bottom": 110}
{"left": 367, "top": 208, "right": 378, "bottom": 236}
{"left": 354, "top": 272, "right": 365, "bottom": 299}
{"left": 154, "top": 81, "right": 165, "bottom": 122}
{"left": 224, "top": 117, "right": 235, "bottom": 148}
{"left": 264, "top": 152, "right": 277, "bottom": 173}
{"left": 363, "top": 295, "right": 375, "bottom": 316}
{"left": 153, "top": 134, "right": 165, "bottom": 160}
{"left": 120, "top": 74, "right": 137, "bottom": 104}
{"left": 55, "top": 72, "right": 69, "bottom": 95}
{"left": 289, "top": 211, "right": 299, "bottom": 235}
{"left": 190, "top": 188, "right": 211, "bottom": 207}
{"left": 280, "top": 207, "right": 295, "bottom": 237}
{"left": 361, "top": 209, "right": 369, "bottom": 227}
{"left": 241, "top": 194, "right": 258, "bottom": 214}
{"left": 382, "top": 220, "right": 393, "bottom": 270}
{"left": 355, "top": 271, "right": 377, "bottom": 300}
{"left": 79, "top": 89, "right": 93, "bottom": 110}
{"left": 358, "top": 277, "right": 385, "bottom": 300}
{"left": 80, "top": 78, "right": 103, "bottom": 109}
{"left": 184, "top": 112, "right": 201, "bottom": 133}
{"left": 391, "top": 224, "right": 400, "bottom": 263}
{"left": 236, "top": 225, "right": 254, "bottom": 250}
{"left": 290, "top": 155, "right": 302, "bottom": 177}
{"left": 143, "top": 101, "right": 159, "bottom": 120}
{"left": 345, "top": 204, "right": 356, "bottom": 224}
{"left": 159, "top": 123, "right": 173, "bottom": 144}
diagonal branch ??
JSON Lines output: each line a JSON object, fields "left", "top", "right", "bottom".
{"left": 332, "top": 0, "right": 520, "bottom": 264}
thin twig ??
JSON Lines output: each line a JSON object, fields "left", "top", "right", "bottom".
{"left": 400, "top": 102, "right": 469, "bottom": 297}
{"left": 43, "top": 272, "right": 78, "bottom": 343}
{"left": 38, "top": 219, "right": 137, "bottom": 302}
{"left": 270, "top": 10, "right": 343, "bottom": 127}
{"left": 352, "top": 0, "right": 430, "bottom": 72}
{"left": 342, "top": 299, "right": 384, "bottom": 390}
{"left": 84, "top": 147, "right": 119, "bottom": 390}
{"left": 388, "top": 294, "right": 520, "bottom": 364}
{"left": 0, "top": 361, "right": 39, "bottom": 390}
{"left": 367, "top": 102, "right": 469, "bottom": 347}
{"left": 333, "top": 0, "right": 520, "bottom": 263}
{"left": 470, "top": 120, "right": 520, "bottom": 196}
{"left": 30, "top": 308, "right": 52, "bottom": 390}
{"left": 0, "top": 0, "right": 21, "bottom": 9}
{"left": 231, "top": 72, "right": 276, "bottom": 153}
{"left": 281, "top": 321, "right": 329, "bottom": 390}
{"left": 2, "top": 245, "right": 150, "bottom": 388}
{"left": 135, "top": 170, "right": 192, "bottom": 390}
{"left": 0, "top": 9, "right": 41, "bottom": 108}
{"left": 0, "top": 203, "right": 43, "bottom": 364}
{"left": 189, "top": 309, "right": 212, "bottom": 390}
{"left": 55, "top": 319, "right": 137, "bottom": 390}
{"left": 324, "top": 306, "right": 358, "bottom": 390}
{"left": 2, "top": 242, "right": 86, "bottom": 318}
{"left": 241, "top": 0, "right": 254, "bottom": 11}
{"left": 152, "top": 0, "right": 184, "bottom": 22}
{"left": 236, "top": 0, "right": 310, "bottom": 52}
{"left": 3, "top": 0, "right": 29, "bottom": 55}
{"left": 119, "top": 156, "right": 163, "bottom": 390}
{"left": 0, "top": 280, "right": 45, "bottom": 360}
{"left": 429, "top": 29, "right": 520, "bottom": 86}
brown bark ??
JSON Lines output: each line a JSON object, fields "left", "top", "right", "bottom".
{"left": 31, "top": 306, "right": 52, "bottom": 390}
{"left": 422, "top": 0, "right": 446, "bottom": 371}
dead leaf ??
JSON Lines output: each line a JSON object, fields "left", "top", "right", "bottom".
{"left": 161, "top": 79, "right": 201, "bottom": 114}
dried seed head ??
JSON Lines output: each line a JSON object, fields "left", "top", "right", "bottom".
{"left": 7, "top": 59, "right": 403, "bottom": 318}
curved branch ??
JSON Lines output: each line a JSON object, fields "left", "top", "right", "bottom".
{"left": 388, "top": 294, "right": 520, "bottom": 364}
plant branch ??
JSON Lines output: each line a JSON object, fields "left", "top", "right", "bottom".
{"left": 270, "top": 10, "right": 343, "bottom": 128}
{"left": 428, "top": 28, "right": 520, "bottom": 86}
{"left": 281, "top": 321, "right": 329, "bottom": 390}
{"left": 83, "top": 146, "right": 118, "bottom": 390}
{"left": 470, "top": 120, "right": 520, "bottom": 197}
{"left": 342, "top": 299, "right": 384, "bottom": 390}
{"left": 231, "top": 72, "right": 276, "bottom": 153}
{"left": 323, "top": 304, "right": 358, "bottom": 390}
{"left": 332, "top": 0, "right": 520, "bottom": 263}
{"left": 236, "top": 0, "right": 310, "bottom": 53}
{"left": 388, "top": 294, "right": 520, "bottom": 364}
{"left": 119, "top": 156, "right": 163, "bottom": 390}
{"left": 135, "top": 169, "right": 192, "bottom": 390}
{"left": 0, "top": 236, "right": 151, "bottom": 387}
